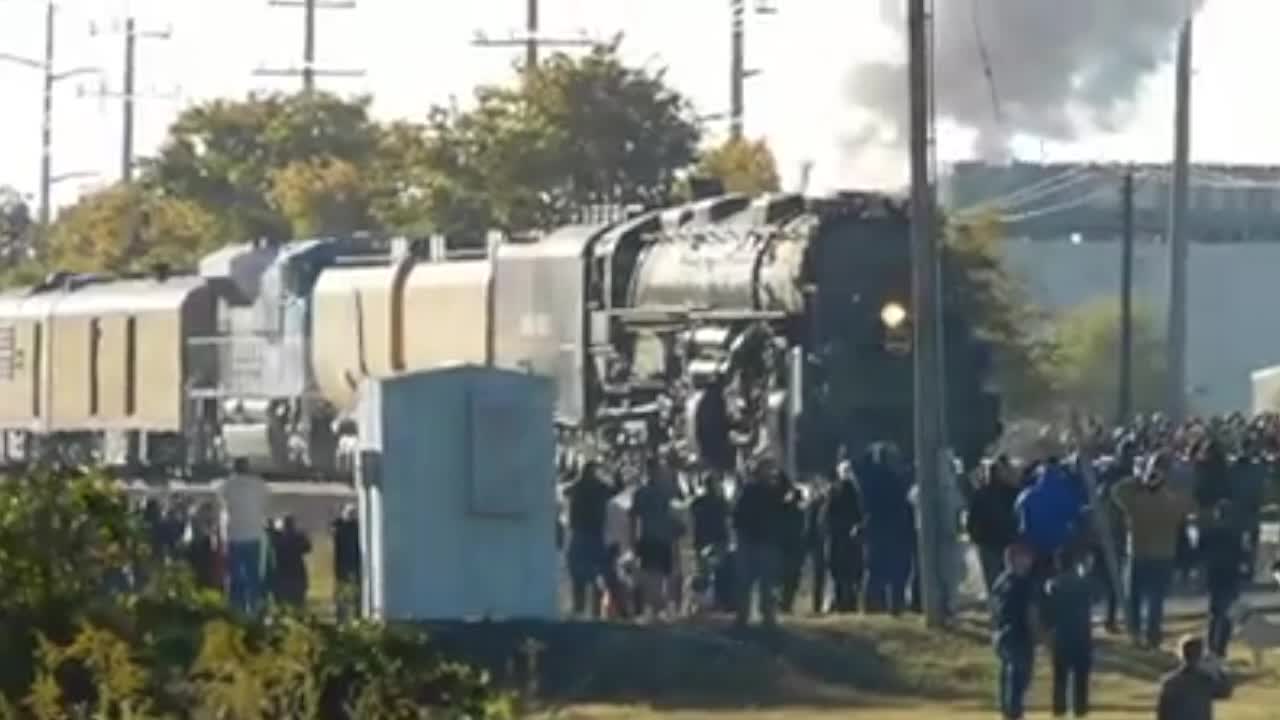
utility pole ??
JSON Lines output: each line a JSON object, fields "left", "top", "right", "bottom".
{"left": 907, "top": 0, "right": 945, "bottom": 628}
{"left": 87, "top": 17, "right": 174, "bottom": 183}
{"left": 1167, "top": 18, "right": 1193, "bottom": 423}
{"left": 730, "top": 0, "right": 745, "bottom": 140}
{"left": 728, "top": 0, "right": 776, "bottom": 141}
{"left": 255, "top": 0, "right": 363, "bottom": 93}
{"left": 0, "top": 2, "right": 100, "bottom": 233}
{"left": 473, "top": 0, "right": 598, "bottom": 79}
{"left": 39, "top": 1, "right": 53, "bottom": 228}
{"left": 1118, "top": 167, "right": 1135, "bottom": 425}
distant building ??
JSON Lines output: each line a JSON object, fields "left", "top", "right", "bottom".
{"left": 943, "top": 161, "right": 1280, "bottom": 243}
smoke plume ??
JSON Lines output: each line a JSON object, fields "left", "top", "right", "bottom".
{"left": 845, "top": 0, "right": 1204, "bottom": 162}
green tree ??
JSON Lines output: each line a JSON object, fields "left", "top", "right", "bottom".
{"left": 696, "top": 137, "right": 781, "bottom": 195}
{"left": 269, "top": 156, "right": 373, "bottom": 238}
{"left": 419, "top": 48, "right": 701, "bottom": 232}
{"left": 44, "top": 184, "right": 224, "bottom": 274}
{"left": 1050, "top": 298, "right": 1168, "bottom": 419}
{"left": 143, "top": 92, "right": 384, "bottom": 242}
{"left": 945, "top": 212, "right": 1058, "bottom": 416}
{"left": 0, "top": 186, "right": 32, "bottom": 267}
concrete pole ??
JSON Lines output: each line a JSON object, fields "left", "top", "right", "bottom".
{"left": 38, "top": 1, "right": 55, "bottom": 230}
{"left": 907, "top": 0, "right": 945, "bottom": 628}
{"left": 1166, "top": 20, "right": 1192, "bottom": 422}
{"left": 121, "top": 18, "right": 136, "bottom": 182}
{"left": 302, "top": 0, "right": 316, "bottom": 93}
{"left": 525, "top": 0, "right": 538, "bottom": 74}
{"left": 729, "top": 0, "right": 745, "bottom": 140}
{"left": 1119, "top": 167, "right": 1134, "bottom": 423}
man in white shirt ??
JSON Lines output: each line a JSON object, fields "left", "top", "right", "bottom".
{"left": 217, "top": 457, "right": 269, "bottom": 615}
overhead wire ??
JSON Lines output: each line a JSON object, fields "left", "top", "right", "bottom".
{"left": 969, "top": 0, "right": 1003, "bottom": 127}
{"left": 975, "top": 168, "right": 1162, "bottom": 224}
{"left": 951, "top": 163, "right": 1100, "bottom": 217}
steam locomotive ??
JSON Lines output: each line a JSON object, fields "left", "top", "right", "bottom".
{"left": 0, "top": 191, "right": 1000, "bottom": 479}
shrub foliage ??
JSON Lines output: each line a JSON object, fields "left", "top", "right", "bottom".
{"left": 0, "top": 471, "right": 511, "bottom": 719}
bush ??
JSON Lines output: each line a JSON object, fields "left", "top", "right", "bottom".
{"left": 0, "top": 470, "right": 511, "bottom": 719}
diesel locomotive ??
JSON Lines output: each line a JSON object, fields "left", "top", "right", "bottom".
{"left": 0, "top": 191, "right": 1000, "bottom": 479}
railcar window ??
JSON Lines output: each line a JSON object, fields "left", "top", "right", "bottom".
{"left": 89, "top": 318, "right": 101, "bottom": 416}
{"left": 125, "top": 317, "right": 137, "bottom": 416}
{"left": 0, "top": 324, "right": 14, "bottom": 381}
{"left": 31, "top": 322, "right": 41, "bottom": 418}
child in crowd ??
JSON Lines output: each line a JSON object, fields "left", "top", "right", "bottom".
{"left": 1043, "top": 546, "right": 1095, "bottom": 718}
{"left": 991, "top": 542, "right": 1037, "bottom": 720}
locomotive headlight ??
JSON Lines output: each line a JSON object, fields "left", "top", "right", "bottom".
{"left": 880, "top": 301, "right": 908, "bottom": 330}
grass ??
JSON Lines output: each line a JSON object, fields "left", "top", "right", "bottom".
{"left": 417, "top": 613, "right": 1280, "bottom": 720}
{"left": 301, "top": 534, "right": 1280, "bottom": 718}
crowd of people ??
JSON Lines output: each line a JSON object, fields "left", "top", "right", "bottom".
{"left": 557, "top": 442, "right": 950, "bottom": 627}
{"left": 127, "top": 460, "right": 363, "bottom": 619}
{"left": 558, "top": 411, "right": 1280, "bottom": 719}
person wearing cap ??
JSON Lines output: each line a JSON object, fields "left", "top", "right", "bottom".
{"left": 1111, "top": 450, "right": 1195, "bottom": 649}
{"left": 1156, "top": 635, "right": 1231, "bottom": 720}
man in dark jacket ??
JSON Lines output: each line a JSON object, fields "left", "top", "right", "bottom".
{"left": 1043, "top": 546, "right": 1094, "bottom": 718}
{"left": 859, "top": 444, "right": 913, "bottom": 615}
{"left": 991, "top": 542, "right": 1037, "bottom": 720}
{"left": 967, "top": 455, "right": 1021, "bottom": 594}
{"left": 270, "top": 515, "right": 311, "bottom": 609}
{"left": 565, "top": 461, "right": 613, "bottom": 618}
{"left": 331, "top": 504, "right": 361, "bottom": 621}
{"left": 733, "top": 456, "right": 788, "bottom": 629}
{"left": 777, "top": 478, "right": 808, "bottom": 614}
{"left": 824, "top": 461, "right": 864, "bottom": 613}
{"left": 1198, "top": 500, "right": 1244, "bottom": 657}
{"left": 1156, "top": 635, "right": 1232, "bottom": 720}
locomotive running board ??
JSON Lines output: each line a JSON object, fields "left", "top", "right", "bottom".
{"left": 605, "top": 307, "right": 787, "bottom": 325}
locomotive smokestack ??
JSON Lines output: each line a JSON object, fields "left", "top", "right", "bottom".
{"left": 844, "top": 0, "right": 1203, "bottom": 162}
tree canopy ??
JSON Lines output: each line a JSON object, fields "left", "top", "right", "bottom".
{"left": 0, "top": 186, "right": 32, "bottom": 269}
{"left": 1049, "top": 298, "right": 1168, "bottom": 420}
{"left": 696, "top": 137, "right": 781, "bottom": 195}
{"left": 9, "top": 47, "right": 703, "bottom": 278}
{"left": 143, "top": 92, "right": 385, "bottom": 243}
{"left": 44, "top": 185, "right": 224, "bottom": 275}
{"left": 418, "top": 48, "right": 701, "bottom": 231}
{"left": 945, "top": 212, "right": 1057, "bottom": 416}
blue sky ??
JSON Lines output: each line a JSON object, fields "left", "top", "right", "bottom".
{"left": 0, "top": 0, "right": 1273, "bottom": 215}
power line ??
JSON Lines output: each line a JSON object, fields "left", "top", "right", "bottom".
{"left": 85, "top": 16, "right": 177, "bottom": 183}
{"left": 0, "top": 1, "right": 100, "bottom": 232}
{"left": 968, "top": 0, "right": 1002, "bottom": 126}
{"left": 255, "top": 0, "right": 364, "bottom": 94}
{"left": 473, "top": 0, "right": 602, "bottom": 79}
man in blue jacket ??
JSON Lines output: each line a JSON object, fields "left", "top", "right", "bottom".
{"left": 1016, "top": 456, "right": 1088, "bottom": 586}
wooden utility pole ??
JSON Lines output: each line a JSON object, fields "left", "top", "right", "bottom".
{"left": 1118, "top": 167, "right": 1135, "bottom": 424}
{"left": 87, "top": 17, "right": 174, "bottom": 183}
{"left": 907, "top": 0, "right": 945, "bottom": 628}
{"left": 38, "top": 1, "right": 54, "bottom": 228}
{"left": 472, "top": 0, "right": 596, "bottom": 79}
{"left": 1, "top": 2, "right": 100, "bottom": 232}
{"left": 255, "top": 0, "right": 363, "bottom": 93}
{"left": 729, "top": 0, "right": 745, "bottom": 139}
{"left": 1166, "top": 19, "right": 1193, "bottom": 422}
{"left": 727, "top": 0, "right": 776, "bottom": 140}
